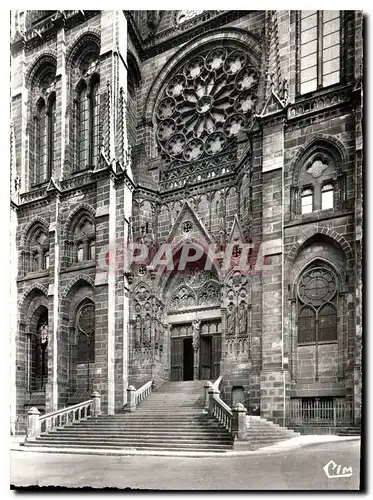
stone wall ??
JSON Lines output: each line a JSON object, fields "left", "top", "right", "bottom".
{"left": 10, "top": 10, "right": 362, "bottom": 429}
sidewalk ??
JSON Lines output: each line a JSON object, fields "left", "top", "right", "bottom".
{"left": 10, "top": 434, "right": 360, "bottom": 458}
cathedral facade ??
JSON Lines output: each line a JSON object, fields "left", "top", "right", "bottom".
{"left": 10, "top": 10, "right": 363, "bottom": 434}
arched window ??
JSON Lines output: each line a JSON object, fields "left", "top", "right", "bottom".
{"left": 297, "top": 265, "right": 338, "bottom": 344}
{"left": 31, "top": 311, "right": 48, "bottom": 390}
{"left": 90, "top": 78, "right": 100, "bottom": 166}
{"left": 298, "top": 305, "right": 316, "bottom": 343}
{"left": 30, "top": 62, "right": 56, "bottom": 186}
{"left": 318, "top": 303, "right": 337, "bottom": 342}
{"left": 73, "top": 216, "right": 95, "bottom": 263}
{"left": 47, "top": 93, "right": 56, "bottom": 179}
{"left": 26, "top": 225, "right": 50, "bottom": 274}
{"left": 77, "top": 83, "right": 89, "bottom": 170}
{"left": 35, "top": 99, "right": 47, "bottom": 184}
{"left": 291, "top": 143, "right": 345, "bottom": 217}
{"left": 76, "top": 302, "right": 95, "bottom": 363}
{"left": 73, "top": 47, "right": 100, "bottom": 172}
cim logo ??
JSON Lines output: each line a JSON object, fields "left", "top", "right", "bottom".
{"left": 323, "top": 460, "right": 353, "bottom": 479}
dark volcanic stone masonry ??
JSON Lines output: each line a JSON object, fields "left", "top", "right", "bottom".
{"left": 9, "top": 10, "right": 363, "bottom": 434}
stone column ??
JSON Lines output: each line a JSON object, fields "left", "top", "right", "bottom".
{"left": 47, "top": 191, "right": 61, "bottom": 412}
{"left": 192, "top": 319, "right": 200, "bottom": 380}
{"left": 10, "top": 204, "right": 18, "bottom": 435}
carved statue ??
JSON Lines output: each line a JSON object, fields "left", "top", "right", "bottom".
{"left": 154, "top": 319, "right": 159, "bottom": 344}
{"left": 143, "top": 315, "right": 151, "bottom": 344}
{"left": 192, "top": 319, "right": 200, "bottom": 350}
{"left": 238, "top": 302, "right": 247, "bottom": 335}
{"left": 227, "top": 303, "right": 236, "bottom": 336}
{"left": 147, "top": 11, "right": 161, "bottom": 33}
{"left": 135, "top": 316, "right": 142, "bottom": 346}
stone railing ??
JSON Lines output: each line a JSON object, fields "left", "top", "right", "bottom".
{"left": 204, "top": 378, "right": 247, "bottom": 441}
{"left": 126, "top": 380, "right": 153, "bottom": 412}
{"left": 25, "top": 391, "right": 101, "bottom": 442}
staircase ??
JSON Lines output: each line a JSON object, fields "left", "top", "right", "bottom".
{"left": 245, "top": 416, "right": 301, "bottom": 450}
{"left": 23, "top": 381, "right": 234, "bottom": 453}
{"left": 23, "top": 381, "right": 302, "bottom": 453}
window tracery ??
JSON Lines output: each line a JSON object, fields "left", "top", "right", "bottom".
{"left": 30, "top": 63, "right": 57, "bottom": 186}
{"left": 76, "top": 302, "right": 95, "bottom": 363}
{"left": 156, "top": 46, "right": 258, "bottom": 165}
{"left": 24, "top": 224, "right": 50, "bottom": 274}
{"left": 72, "top": 45, "right": 100, "bottom": 171}
{"left": 297, "top": 265, "right": 338, "bottom": 344}
{"left": 291, "top": 143, "right": 344, "bottom": 217}
{"left": 73, "top": 216, "right": 95, "bottom": 263}
{"left": 31, "top": 311, "right": 49, "bottom": 390}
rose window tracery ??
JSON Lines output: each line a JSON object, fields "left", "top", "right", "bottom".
{"left": 297, "top": 267, "right": 336, "bottom": 307}
{"left": 156, "top": 47, "right": 258, "bottom": 164}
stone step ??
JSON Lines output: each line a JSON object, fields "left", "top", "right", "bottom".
{"left": 55, "top": 429, "right": 228, "bottom": 437}
{"left": 70, "top": 424, "right": 224, "bottom": 431}
{"left": 247, "top": 435, "right": 297, "bottom": 442}
{"left": 24, "top": 442, "right": 229, "bottom": 453}
{"left": 51, "top": 432, "right": 231, "bottom": 441}
{"left": 25, "top": 440, "right": 232, "bottom": 450}
{"left": 247, "top": 431, "right": 297, "bottom": 439}
{"left": 38, "top": 434, "right": 232, "bottom": 444}
{"left": 73, "top": 418, "right": 221, "bottom": 425}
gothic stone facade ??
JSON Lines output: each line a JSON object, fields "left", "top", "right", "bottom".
{"left": 10, "top": 10, "right": 363, "bottom": 433}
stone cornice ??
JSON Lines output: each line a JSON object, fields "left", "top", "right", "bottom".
{"left": 288, "top": 84, "right": 353, "bottom": 122}
{"left": 125, "top": 10, "right": 252, "bottom": 61}
{"left": 11, "top": 11, "right": 101, "bottom": 54}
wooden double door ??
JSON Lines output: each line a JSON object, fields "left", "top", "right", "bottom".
{"left": 170, "top": 321, "right": 221, "bottom": 381}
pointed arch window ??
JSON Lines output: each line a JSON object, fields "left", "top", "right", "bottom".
{"left": 35, "top": 99, "right": 47, "bottom": 184}
{"left": 73, "top": 215, "right": 96, "bottom": 264}
{"left": 47, "top": 93, "right": 56, "bottom": 179}
{"left": 91, "top": 79, "right": 100, "bottom": 167}
{"left": 75, "top": 76, "right": 100, "bottom": 171}
{"left": 26, "top": 226, "right": 50, "bottom": 274}
{"left": 297, "top": 265, "right": 338, "bottom": 344}
{"left": 31, "top": 311, "right": 49, "bottom": 390}
{"left": 77, "top": 83, "right": 89, "bottom": 170}
{"left": 77, "top": 302, "right": 95, "bottom": 364}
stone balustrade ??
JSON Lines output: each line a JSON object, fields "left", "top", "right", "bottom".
{"left": 204, "top": 377, "right": 247, "bottom": 441}
{"left": 127, "top": 380, "right": 153, "bottom": 412}
{"left": 26, "top": 391, "right": 101, "bottom": 441}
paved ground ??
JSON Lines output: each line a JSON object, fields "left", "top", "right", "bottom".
{"left": 10, "top": 439, "right": 361, "bottom": 490}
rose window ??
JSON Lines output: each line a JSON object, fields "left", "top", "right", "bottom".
{"left": 156, "top": 47, "right": 258, "bottom": 163}
{"left": 298, "top": 268, "right": 336, "bottom": 307}
{"left": 78, "top": 303, "right": 95, "bottom": 335}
